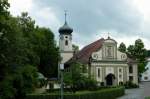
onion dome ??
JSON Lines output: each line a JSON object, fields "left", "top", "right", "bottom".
{"left": 59, "top": 21, "right": 73, "bottom": 34}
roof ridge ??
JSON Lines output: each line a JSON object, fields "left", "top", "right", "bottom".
{"left": 71, "top": 38, "right": 105, "bottom": 64}
{"left": 82, "top": 38, "right": 104, "bottom": 49}
{"left": 77, "top": 38, "right": 104, "bottom": 58}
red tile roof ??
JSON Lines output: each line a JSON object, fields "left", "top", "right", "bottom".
{"left": 72, "top": 38, "right": 105, "bottom": 64}
{"left": 65, "top": 38, "right": 137, "bottom": 66}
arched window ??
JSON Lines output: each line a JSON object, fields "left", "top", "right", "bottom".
{"left": 119, "top": 68, "right": 122, "bottom": 72}
{"left": 65, "top": 40, "right": 68, "bottom": 46}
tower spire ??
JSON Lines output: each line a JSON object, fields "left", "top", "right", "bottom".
{"left": 59, "top": 10, "right": 73, "bottom": 34}
{"left": 64, "top": 10, "right": 67, "bottom": 24}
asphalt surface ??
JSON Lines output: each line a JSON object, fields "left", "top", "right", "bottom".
{"left": 117, "top": 82, "right": 150, "bottom": 99}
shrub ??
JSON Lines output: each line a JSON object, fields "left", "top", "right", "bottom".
{"left": 100, "top": 82, "right": 105, "bottom": 86}
{"left": 124, "top": 81, "right": 139, "bottom": 89}
{"left": 145, "top": 97, "right": 150, "bottom": 99}
{"left": 119, "top": 81, "right": 124, "bottom": 86}
{"left": 26, "top": 87, "right": 125, "bottom": 99}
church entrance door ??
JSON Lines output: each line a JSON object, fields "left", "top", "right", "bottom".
{"left": 105, "top": 73, "right": 115, "bottom": 86}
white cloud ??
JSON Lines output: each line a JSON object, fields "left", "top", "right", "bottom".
{"left": 33, "top": 7, "right": 60, "bottom": 30}
{"left": 8, "top": 0, "right": 150, "bottom": 50}
{"left": 8, "top": 0, "right": 61, "bottom": 43}
{"left": 115, "top": 36, "right": 150, "bottom": 49}
{"left": 133, "top": 0, "right": 150, "bottom": 20}
{"left": 8, "top": 0, "right": 33, "bottom": 16}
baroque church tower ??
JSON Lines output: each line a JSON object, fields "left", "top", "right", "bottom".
{"left": 58, "top": 12, "right": 73, "bottom": 64}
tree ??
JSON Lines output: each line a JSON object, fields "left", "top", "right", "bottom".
{"left": 12, "top": 65, "right": 38, "bottom": 99}
{"left": 64, "top": 62, "right": 82, "bottom": 90}
{"left": 127, "top": 39, "right": 147, "bottom": 74}
{"left": 127, "top": 45, "right": 135, "bottom": 58}
{"left": 146, "top": 50, "right": 150, "bottom": 57}
{"left": 118, "top": 42, "right": 126, "bottom": 53}
{"left": 17, "top": 13, "right": 60, "bottom": 77}
{"left": 72, "top": 44, "right": 79, "bottom": 53}
{"left": 0, "top": 14, "right": 38, "bottom": 98}
{"left": 64, "top": 62, "right": 97, "bottom": 92}
{"left": 35, "top": 27, "right": 60, "bottom": 78}
{"left": 0, "top": 1, "right": 60, "bottom": 98}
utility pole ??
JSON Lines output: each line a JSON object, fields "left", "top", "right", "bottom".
{"left": 60, "top": 63, "right": 64, "bottom": 99}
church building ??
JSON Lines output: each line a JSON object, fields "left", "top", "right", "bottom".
{"left": 58, "top": 16, "right": 138, "bottom": 86}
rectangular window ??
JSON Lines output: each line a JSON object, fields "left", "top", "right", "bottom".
{"left": 119, "top": 74, "right": 122, "bottom": 79}
{"left": 65, "top": 40, "right": 68, "bottom": 46}
{"left": 119, "top": 68, "right": 122, "bottom": 72}
{"left": 98, "top": 68, "right": 100, "bottom": 78}
{"left": 129, "top": 66, "right": 133, "bottom": 73}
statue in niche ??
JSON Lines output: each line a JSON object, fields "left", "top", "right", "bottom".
{"left": 107, "top": 46, "right": 112, "bottom": 57}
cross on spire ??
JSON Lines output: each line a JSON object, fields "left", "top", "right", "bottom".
{"left": 107, "top": 32, "right": 110, "bottom": 39}
{"left": 64, "top": 10, "right": 67, "bottom": 23}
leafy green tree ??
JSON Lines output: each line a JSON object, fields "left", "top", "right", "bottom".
{"left": 17, "top": 12, "right": 40, "bottom": 66}
{"left": 127, "top": 39, "right": 147, "bottom": 74}
{"left": 0, "top": 1, "right": 60, "bottom": 99}
{"left": 127, "top": 45, "right": 135, "bottom": 58}
{"left": 72, "top": 44, "right": 79, "bottom": 53}
{"left": 118, "top": 42, "right": 126, "bottom": 53}
{"left": 12, "top": 65, "right": 38, "bottom": 99}
{"left": 146, "top": 50, "right": 150, "bottom": 57}
{"left": 35, "top": 27, "right": 60, "bottom": 77}
{"left": 64, "top": 62, "right": 97, "bottom": 92}
{"left": 0, "top": 0, "right": 10, "bottom": 25}
{"left": 134, "top": 39, "right": 147, "bottom": 74}
{"left": 0, "top": 15, "right": 38, "bottom": 99}
{"left": 17, "top": 13, "right": 60, "bottom": 77}
{"left": 64, "top": 62, "right": 82, "bottom": 89}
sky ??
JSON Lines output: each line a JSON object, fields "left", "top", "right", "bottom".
{"left": 8, "top": 0, "right": 150, "bottom": 50}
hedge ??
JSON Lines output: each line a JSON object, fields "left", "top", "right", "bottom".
{"left": 145, "top": 97, "right": 150, "bottom": 99}
{"left": 26, "top": 87, "right": 125, "bottom": 99}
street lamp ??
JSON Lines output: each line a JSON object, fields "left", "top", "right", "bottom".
{"left": 60, "top": 63, "right": 64, "bottom": 99}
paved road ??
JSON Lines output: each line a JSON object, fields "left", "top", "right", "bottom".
{"left": 143, "top": 82, "right": 150, "bottom": 97}
{"left": 117, "top": 82, "right": 150, "bottom": 99}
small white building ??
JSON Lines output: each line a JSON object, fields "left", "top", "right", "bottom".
{"left": 141, "top": 58, "right": 150, "bottom": 81}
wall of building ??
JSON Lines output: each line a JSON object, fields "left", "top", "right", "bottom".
{"left": 90, "top": 62, "right": 129, "bottom": 86}
{"left": 59, "top": 34, "right": 72, "bottom": 51}
{"left": 141, "top": 61, "right": 150, "bottom": 81}
{"left": 60, "top": 52, "right": 73, "bottom": 64}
